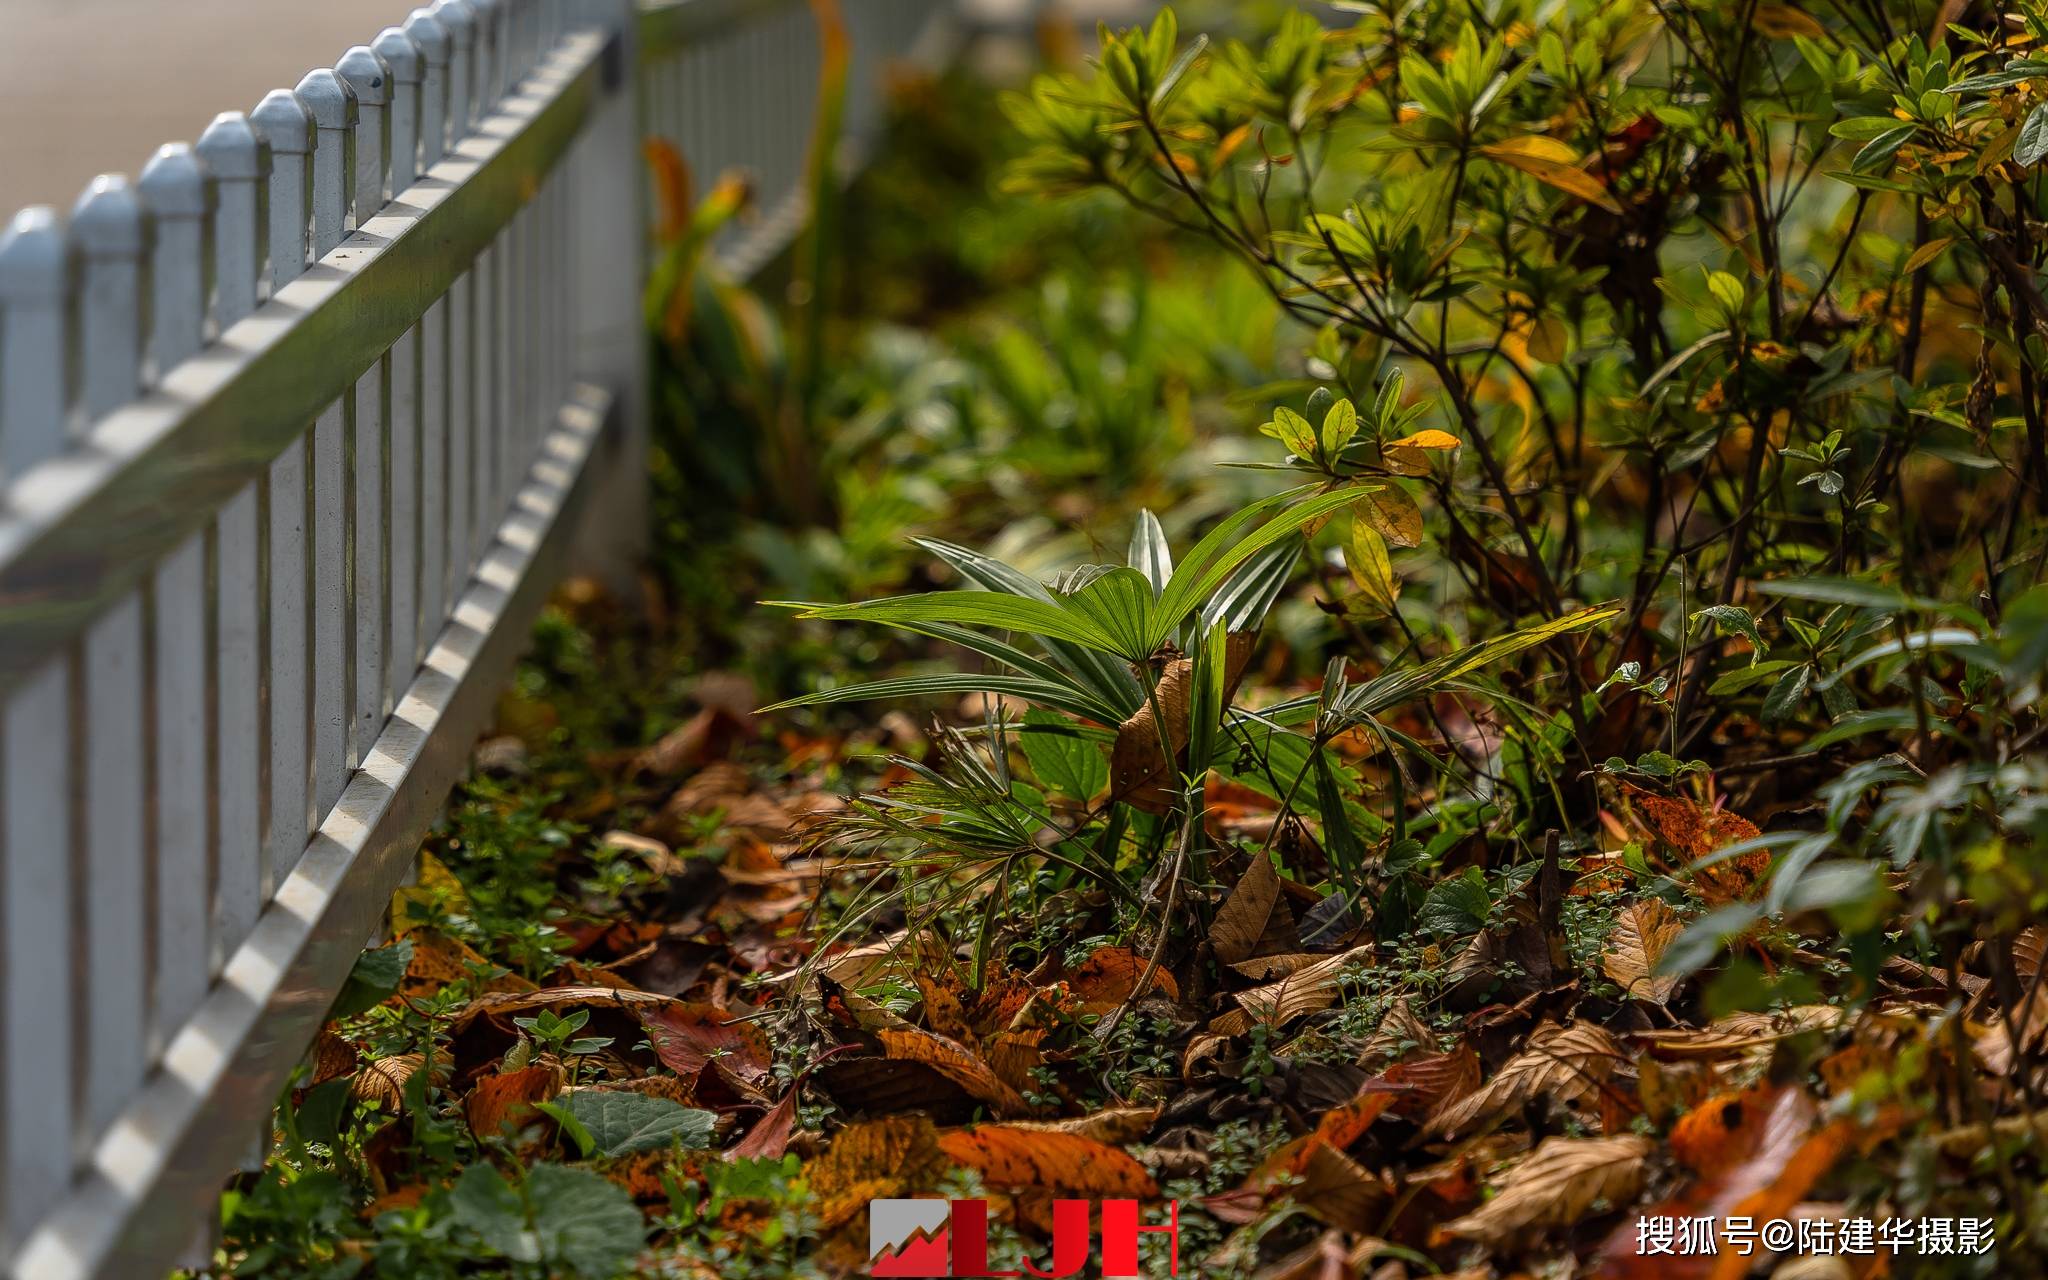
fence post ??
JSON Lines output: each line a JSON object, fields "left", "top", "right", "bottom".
{"left": 71, "top": 176, "right": 153, "bottom": 1165}
{"left": 338, "top": 47, "right": 395, "bottom": 764}
{"left": 0, "top": 203, "right": 75, "bottom": 1264}
{"left": 195, "top": 112, "right": 270, "bottom": 975}
{"left": 250, "top": 87, "right": 314, "bottom": 911}
{"left": 136, "top": 145, "right": 218, "bottom": 1069}
{"left": 563, "top": 0, "right": 647, "bottom": 585}
{"left": 298, "top": 68, "right": 357, "bottom": 809}
{"left": 377, "top": 26, "right": 426, "bottom": 713}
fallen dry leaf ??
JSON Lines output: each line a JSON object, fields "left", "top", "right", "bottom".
{"left": 877, "top": 1026, "right": 1030, "bottom": 1117}
{"left": 1211, "top": 852, "right": 1287, "bottom": 966}
{"left": 1602, "top": 899, "right": 1685, "bottom": 1003}
{"left": 1440, "top": 1133, "right": 1653, "bottom": 1250}
{"left": 1429, "top": 1021, "right": 1628, "bottom": 1137}
{"left": 936, "top": 1125, "right": 1158, "bottom": 1197}
{"left": 464, "top": 1064, "right": 563, "bottom": 1139}
{"left": 1068, "top": 945, "right": 1179, "bottom": 1010}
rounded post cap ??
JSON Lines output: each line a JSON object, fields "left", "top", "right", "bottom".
{"left": 71, "top": 175, "right": 146, "bottom": 258}
{"left": 0, "top": 206, "right": 68, "bottom": 301}
{"left": 337, "top": 45, "right": 394, "bottom": 106}
{"left": 250, "top": 90, "right": 315, "bottom": 155}
{"left": 434, "top": 0, "right": 477, "bottom": 44}
{"left": 197, "top": 112, "right": 273, "bottom": 180}
{"left": 373, "top": 28, "right": 424, "bottom": 83}
{"left": 138, "top": 143, "right": 211, "bottom": 219}
{"left": 403, "top": 9, "right": 450, "bottom": 64}
{"left": 294, "top": 68, "right": 359, "bottom": 130}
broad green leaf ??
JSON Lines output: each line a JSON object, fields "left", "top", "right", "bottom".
{"left": 333, "top": 940, "right": 414, "bottom": 1018}
{"left": 526, "top": 1163, "right": 648, "bottom": 1278}
{"left": 1321, "top": 397, "right": 1360, "bottom": 457}
{"left": 451, "top": 1165, "right": 536, "bottom": 1262}
{"left": 1063, "top": 567, "right": 1157, "bottom": 659}
{"left": 1820, "top": 628, "right": 1991, "bottom": 687}
{"left": 1851, "top": 124, "right": 1915, "bottom": 173}
{"left": 1263, "top": 405, "right": 1318, "bottom": 458}
{"left": 1418, "top": 867, "right": 1491, "bottom": 937}
{"left": 2019, "top": 102, "right": 2048, "bottom": 166}
{"left": 1761, "top": 664, "right": 1812, "bottom": 724}
{"left": 1019, "top": 709, "right": 1110, "bottom": 801}
{"left": 1690, "top": 604, "right": 1766, "bottom": 665}
{"left": 561, "top": 1090, "right": 716, "bottom": 1157}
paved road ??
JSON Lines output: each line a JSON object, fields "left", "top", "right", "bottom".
{"left": 0, "top": 0, "right": 418, "bottom": 215}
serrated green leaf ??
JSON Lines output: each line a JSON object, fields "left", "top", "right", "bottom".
{"left": 527, "top": 1163, "right": 648, "bottom": 1277}
{"left": 1418, "top": 867, "right": 1491, "bottom": 938}
{"left": 561, "top": 1090, "right": 716, "bottom": 1158}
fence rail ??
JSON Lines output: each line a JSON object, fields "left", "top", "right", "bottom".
{"left": 0, "top": 1, "right": 950, "bottom": 1275}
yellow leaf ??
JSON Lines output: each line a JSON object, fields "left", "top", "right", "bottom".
{"left": 391, "top": 850, "right": 470, "bottom": 935}
{"left": 1387, "top": 428, "right": 1461, "bottom": 451}
{"left": 1356, "top": 486, "right": 1424, "bottom": 549}
{"left": 1480, "top": 134, "right": 1584, "bottom": 166}
{"left": 1347, "top": 521, "right": 1401, "bottom": 612}
{"left": 1901, "top": 236, "right": 1953, "bottom": 275}
{"left": 1526, "top": 313, "right": 1569, "bottom": 363}
{"left": 1752, "top": 3, "right": 1826, "bottom": 38}
{"left": 1478, "top": 139, "right": 1624, "bottom": 214}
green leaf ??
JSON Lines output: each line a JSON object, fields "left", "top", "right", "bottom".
{"left": 1321, "top": 397, "right": 1360, "bottom": 457}
{"left": 1151, "top": 33, "right": 1208, "bottom": 110}
{"left": 333, "top": 940, "right": 414, "bottom": 1018}
{"left": 1063, "top": 567, "right": 1157, "bottom": 660}
{"left": 1418, "top": 867, "right": 1490, "bottom": 938}
{"left": 526, "top": 1163, "right": 648, "bottom": 1278}
{"left": 1152, "top": 487, "right": 1361, "bottom": 647}
{"left": 1127, "top": 510, "right": 1173, "bottom": 596}
{"left": 534, "top": 1100, "right": 598, "bottom": 1159}
{"left": 561, "top": 1090, "right": 716, "bottom": 1158}
{"left": 1658, "top": 904, "right": 1762, "bottom": 981}
{"left": 1690, "top": 604, "right": 1766, "bottom": 665}
{"left": 1199, "top": 541, "right": 1301, "bottom": 633}
{"left": 1851, "top": 124, "right": 1915, "bottom": 173}
{"left": 1263, "top": 405, "right": 1318, "bottom": 458}
{"left": 910, "top": 537, "right": 1143, "bottom": 708}
{"left": 451, "top": 1165, "right": 538, "bottom": 1263}
{"left": 1752, "top": 576, "right": 1919, "bottom": 610}
{"left": 780, "top": 590, "right": 1120, "bottom": 655}
{"left": 1761, "top": 664, "right": 1812, "bottom": 724}
{"left": 762, "top": 674, "right": 1124, "bottom": 726}
{"left": 2018, "top": 102, "right": 2048, "bottom": 166}
{"left": 1019, "top": 709, "right": 1109, "bottom": 801}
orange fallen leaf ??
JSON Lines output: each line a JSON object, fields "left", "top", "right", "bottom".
{"left": 936, "top": 1125, "right": 1158, "bottom": 1197}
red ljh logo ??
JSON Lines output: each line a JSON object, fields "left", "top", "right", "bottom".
{"left": 868, "top": 1198, "right": 1180, "bottom": 1277}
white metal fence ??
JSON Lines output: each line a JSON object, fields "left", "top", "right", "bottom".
{"left": 0, "top": 1, "right": 949, "bottom": 1275}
